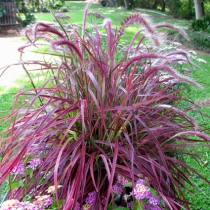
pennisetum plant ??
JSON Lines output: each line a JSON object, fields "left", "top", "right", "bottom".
{"left": 0, "top": 3, "right": 209, "bottom": 210}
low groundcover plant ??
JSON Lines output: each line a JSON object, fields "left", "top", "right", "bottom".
{"left": 0, "top": 3, "right": 209, "bottom": 210}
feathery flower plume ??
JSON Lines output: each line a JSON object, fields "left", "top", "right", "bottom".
{"left": 120, "top": 13, "right": 160, "bottom": 47}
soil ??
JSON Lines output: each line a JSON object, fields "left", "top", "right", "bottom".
{"left": 0, "top": 25, "right": 51, "bottom": 88}
{"left": 0, "top": 25, "right": 22, "bottom": 37}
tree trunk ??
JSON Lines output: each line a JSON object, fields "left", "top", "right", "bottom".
{"left": 152, "top": 0, "right": 158, "bottom": 9}
{"left": 194, "top": 0, "right": 204, "bottom": 19}
{"left": 124, "top": 0, "right": 130, "bottom": 10}
{"left": 161, "top": 0, "right": 166, "bottom": 12}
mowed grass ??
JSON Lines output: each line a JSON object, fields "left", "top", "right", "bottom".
{"left": 1, "top": 1, "right": 209, "bottom": 207}
{"left": 182, "top": 54, "right": 210, "bottom": 209}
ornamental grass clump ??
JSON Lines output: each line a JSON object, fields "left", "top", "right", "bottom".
{"left": 0, "top": 3, "right": 210, "bottom": 210}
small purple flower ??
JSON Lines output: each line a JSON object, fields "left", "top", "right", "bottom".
{"left": 34, "top": 195, "right": 52, "bottom": 208}
{"left": 136, "top": 179, "right": 145, "bottom": 185}
{"left": 33, "top": 199, "right": 44, "bottom": 209}
{"left": 0, "top": 199, "right": 20, "bottom": 209}
{"left": 127, "top": 201, "right": 133, "bottom": 209}
{"left": 112, "top": 184, "right": 123, "bottom": 195}
{"left": 116, "top": 174, "right": 128, "bottom": 186}
{"left": 43, "top": 195, "right": 53, "bottom": 206}
{"left": 22, "top": 201, "right": 39, "bottom": 210}
{"left": 11, "top": 161, "right": 25, "bottom": 175}
{"left": 123, "top": 194, "right": 130, "bottom": 201}
{"left": 150, "top": 205, "right": 162, "bottom": 210}
{"left": 133, "top": 183, "right": 150, "bottom": 200}
{"left": 75, "top": 202, "right": 80, "bottom": 210}
{"left": 28, "top": 158, "right": 42, "bottom": 169}
{"left": 149, "top": 194, "right": 160, "bottom": 206}
{"left": 85, "top": 191, "right": 96, "bottom": 205}
{"left": 144, "top": 203, "right": 150, "bottom": 210}
{"left": 101, "top": 196, "right": 106, "bottom": 205}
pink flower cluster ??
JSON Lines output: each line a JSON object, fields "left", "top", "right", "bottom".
{"left": 6, "top": 171, "right": 161, "bottom": 210}
{"left": 33, "top": 195, "right": 53, "bottom": 209}
{"left": 85, "top": 191, "right": 96, "bottom": 205}
{"left": 133, "top": 179, "right": 161, "bottom": 210}
{"left": 112, "top": 184, "right": 123, "bottom": 195}
{"left": 28, "top": 158, "right": 42, "bottom": 169}
{"left": 80, "top": 191, "right": 97, "bottom": 210}
{"left": 111, "top": 175, "right": 161, "bottom": 210}
{"left": 117, "top": 174, "right": 128, "bottom": 186}
{"left": 111, "top": 174, "right": 129, "bottom": 197}
{"left": 133, "top": 182, "right": 150, "bottom": 200}
{"left": 0, "top": 195, "right": 53, "bottom": 210}
{"left": 10, "top": 158, "right": 42, "bottom": 176}
{"left": 11, "top": 162, "right": 25, "bottom": 175}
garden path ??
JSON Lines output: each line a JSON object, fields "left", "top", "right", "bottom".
{"left": 0, "top": 26, "right": 30, "bottom": 87}
{"left": 0, "top": 26, "right": 51, "bottom": 88}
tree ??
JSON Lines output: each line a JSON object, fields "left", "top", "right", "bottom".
{"left": 194, "top": 0, "right": 204, "bottom": 19}
{"left": 124, "top": 0, "right": 129, "bottom": 9}
{"left": 153, "top": 0, "right": 166, "bottom": 11}
{"left": 123, "top": 0, "right": 135, "bottom": 10}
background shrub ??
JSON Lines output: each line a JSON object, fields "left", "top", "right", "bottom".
{"left": 191, "top": 16, "right": 210, "bottom": 32}
{"left": 173, "top": 30, "right": 210, "bottom": 53}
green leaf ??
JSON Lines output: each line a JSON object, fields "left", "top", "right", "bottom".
{"left": 114, "top": 207, "right": 129, "bottom": 210}
{"left": 108, "top": 203, "right": 118, "bottom": 210}
{"left": 51, "top": 199, "right": 63, "bottom": 209}
{"left": 6, "top": 180, "right": 24, "bottom": 191}
{"left": 123, "top": 182, "right": 132, "bottom": 187}
{"left": 0, "top": 11, "right": 3, "bottom": 18}
{"left": 27, "top": 168, "right": 33, "bottom": 178}
{"left": 133, "top": 200, "right": 144, "bottom": 210}
{"left": 149, "top": 186, "right": 157, "bottom": 196}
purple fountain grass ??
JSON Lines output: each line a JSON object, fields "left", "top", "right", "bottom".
{"left": 0, "top": 4, "right": 210, "bottom": 210}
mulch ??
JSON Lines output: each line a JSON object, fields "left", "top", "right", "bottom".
{"left": 0, "top": 25, "right": 22, "bottom": 38}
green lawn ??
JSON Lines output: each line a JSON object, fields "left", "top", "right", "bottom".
{"left": 0, "top": 1, "right": 210, "bottom": 208}
{"left": 183, "top": 54, "right": 210, "bottom": 209}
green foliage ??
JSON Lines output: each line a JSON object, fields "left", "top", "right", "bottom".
{"left": 22, "top": 12, "right": 36, "bottom": 26}
{"left": 175, "top": 30, "right": 210, "bottom": 53}
{"left": 177, "top": 0, "right": 194, "bottom": 19}
{"left": 40, "top": 0, "right": 64, "bottom": 11}
{"left": 0, "top": 5, "right": 6, "bottom": 18}
{"left": 59, "top": 6, "right": 68, "bottom": 13}
{"left": 0, "top": 0, "right": 35, "bottom": 26}
{"left": 0, "top": 0, "right": 15, "bottom": 2}
{"left": 53, "top": 0, "right": 63, "bottom": 9}
{"left": 134, "top": 0, "right": 155, "bottom": 9}
{"left": 14, "top": 0, "right": 36, "bottom": 26}
{"left": 41, "top": 6, "right": 49, "bottom": 13}
{"left": 191, "top": 16, "right": 210, "bottom": 32}
{"left": 165, "top": 0, "right": 182, "bottom": 18}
